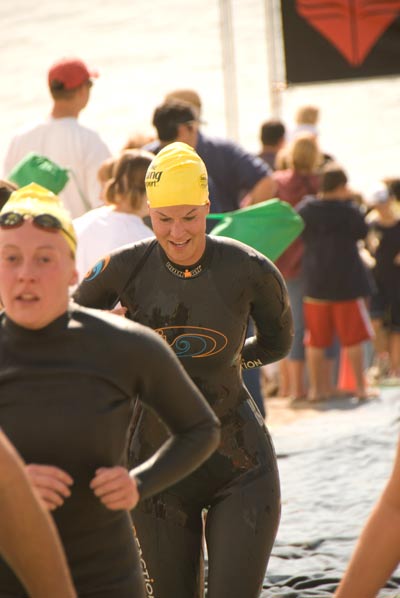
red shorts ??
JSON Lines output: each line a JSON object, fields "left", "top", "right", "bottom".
{"left": 304, "top": 298, "right": 373, "bottom": 348}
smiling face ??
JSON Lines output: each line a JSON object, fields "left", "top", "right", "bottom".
{"left": 149, "top": 203, "right": 209, "bottom": 265}
{"left": 0, "top": 220, "right": 78, "bottom": 329}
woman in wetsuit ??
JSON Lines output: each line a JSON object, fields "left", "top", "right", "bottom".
{"left": 0, "top": 183, "right": 220, "bottom": 598}
{"left": 74, "top": 142, "right": 293, "bottom": 598}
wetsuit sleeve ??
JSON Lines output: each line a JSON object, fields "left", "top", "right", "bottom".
{"left": 73, "top": 248, "right": 134, "bottom": 310}
{"left": 131, "top": 331, "right": 221, "bottom": 501}
{"left": 241, "top": 258, "right": 293, "bottom": 369}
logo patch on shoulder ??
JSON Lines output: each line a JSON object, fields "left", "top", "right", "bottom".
{"left": 84, "top": 255, "right": 110, "bottom": 281}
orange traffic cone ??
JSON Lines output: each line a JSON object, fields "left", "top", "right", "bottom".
{"left": 338, "top": 348, "right": 357, "bottom": 393}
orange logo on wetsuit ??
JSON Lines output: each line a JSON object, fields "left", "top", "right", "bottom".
{"left": 84, "top": 255, "right": 111, "bottom": 281}
{"left": 155, "top": 326, "right": 228, "bottom": 358}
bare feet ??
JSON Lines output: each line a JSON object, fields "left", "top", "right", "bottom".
{"left": 306, "top": 395, "right": 328, "bottom": 404}
{"left": 289, "top": 395, "right": 309, "bottom": 408}
{"left": 327, "top": 389, "right": 353, "bottom": 400}
{"left": 356, "top": 387, "right": 380, "bottom": 401}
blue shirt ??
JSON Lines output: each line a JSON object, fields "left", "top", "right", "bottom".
{"left": 297, "top": 196, "right": 373, "bottom": 301}
{"left": 196, "top": 131, "right": 271, "bottom": 213}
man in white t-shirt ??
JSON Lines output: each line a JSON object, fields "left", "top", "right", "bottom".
{"left": 3, "top": 57, "right": 111, "bottom": 218}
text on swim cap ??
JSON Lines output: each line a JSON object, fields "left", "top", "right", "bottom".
{"left": 200, "top": 174, "right": 207, "bottom": 188}
{"left": 145, "top": 170, "right": 163, "bottom": 187}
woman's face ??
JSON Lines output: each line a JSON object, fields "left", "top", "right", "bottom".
{"left": 0, "top": 220, "right": 77, "bottom": 329}
{"left": 149, "top": 203, "right": 209, "bottom": 265}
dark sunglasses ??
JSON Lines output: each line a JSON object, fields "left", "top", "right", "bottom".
{"left": 0, "top": 211, "right": 76, "bottom": 246}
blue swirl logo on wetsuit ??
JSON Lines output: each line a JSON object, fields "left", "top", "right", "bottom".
{"left": 84, "top": 256, "right": 111, "bottom": 281}
{"left": 155, "top": 326, "right": 228, "bottom": 358}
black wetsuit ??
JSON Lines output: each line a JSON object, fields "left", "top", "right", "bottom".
{"left": 74, "top": 235, "right": 293, "bottom": 598}
{"left": 0, "top": 306, "right": 219, "bottom": 598}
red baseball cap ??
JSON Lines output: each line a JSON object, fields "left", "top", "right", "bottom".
{"left": 48, "top": 57, "right": 99, "bottom": 91}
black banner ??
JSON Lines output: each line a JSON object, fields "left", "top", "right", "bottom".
{"left": 281, "top": 0, "right": 400, "bottom": 84}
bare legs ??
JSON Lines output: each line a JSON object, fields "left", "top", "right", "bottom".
{"left": 306, "top": 347, "right": 337, "bottom": 401}
{"left": 389, "top": 332, "right": 400, "bottom": 376}
{"left": 307, "top": 343, "right": 372, "bottom": 400}
{"left": 346, "top": 344, "right": 368, "bottom": 398}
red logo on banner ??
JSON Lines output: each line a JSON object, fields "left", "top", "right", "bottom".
{"left": 296, "top": 1, "right": 400, "bottom": 66}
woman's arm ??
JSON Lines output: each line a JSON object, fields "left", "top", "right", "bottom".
{"left": 0, "top": 431, "right": 76, "bottom": 598}
{"left": 242, "top": 258, "right": 293, "bottom": 368}
{"left": 335, "top": 438, "right": 400, "bottom": 598}
{"left": 88, "top": 326, "right": 220, "bottom": 509}
{"left": 128, "top": 329, "right": 221, "bottom": 501}
{"left": 73, "top": 240, "right": 155, "bottom": 310}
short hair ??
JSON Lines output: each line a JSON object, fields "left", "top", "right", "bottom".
{"left": 0, "top": 179, "right": 18, "bottom": 210}
{"left": 152, "top": 101, "right": 198, "bottom": 142}
{"left": 104, "top": 149, "right": 154, "bottom": 209}
{"left": 49, "top": 79, "right": 92, "bottom": 101}
{"left": 320, "top": 163, "right": 348, "bottom": 193}
{"left": 295, "top": 105, "right": 320, "bottom": 125}
{"left": 287, "top": 133, "right": 321, "bottom": 174}
{"left": 260, "top": 120, "right": 285, "bottom": 146}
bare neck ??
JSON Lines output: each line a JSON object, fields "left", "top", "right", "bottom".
{"left": 51, "top": 101, "right": 81, "bottom": 119}
{"left": 261, "top": 144, "right": 279, "bottom": 154}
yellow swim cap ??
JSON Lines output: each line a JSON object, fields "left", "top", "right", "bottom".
{"left": 1, "top": 182, "right": 77, "bottom": 255}
{"left": 145, "top": 142, "right": 209, "bottom": 208}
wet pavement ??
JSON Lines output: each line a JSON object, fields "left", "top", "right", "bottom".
{"left": 262, "top": 387, "right": 400, "bottom": 597}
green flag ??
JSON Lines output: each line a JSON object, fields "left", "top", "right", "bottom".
{"left": 208, "top": 199, "right": 304, "bottom": 261}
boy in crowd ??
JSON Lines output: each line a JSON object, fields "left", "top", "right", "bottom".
{"left": 297, "top": 163, "right": 375, "bottom": 401}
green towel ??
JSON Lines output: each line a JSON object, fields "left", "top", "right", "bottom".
{"left": 208, "top": 199, "right": 304, "bottom": 261}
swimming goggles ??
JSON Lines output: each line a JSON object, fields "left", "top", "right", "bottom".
{"left": 0, "top": 211, "right": 76, "bottom": 246}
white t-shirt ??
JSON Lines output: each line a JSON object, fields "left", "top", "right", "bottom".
{"left": 73, "top": 206, "right": 155, "bottom": 281}
{"left": 3, "top": 117, "right": 111, "bottom": 218}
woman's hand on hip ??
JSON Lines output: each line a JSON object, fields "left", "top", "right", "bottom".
{"left": 25, "top": 464, "right": 74, "bottom": 511}
{"left": 90, "top": 466, "right": 139, "bottom": 510}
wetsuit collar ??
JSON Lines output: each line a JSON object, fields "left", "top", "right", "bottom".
{"left": 1, "top": 309, "right": 71, "bottom": 337}
{"left": 158, "top": 235, "right": 213, "bottom": 279}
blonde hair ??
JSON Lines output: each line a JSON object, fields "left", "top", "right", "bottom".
{"left": 97, "top": 157, "right": 117, "bottom": 185}
{"left": 295, "top": 105, "right": 319, "bottom": 125}
{"left": 104, "top": 149, "right": 154, "bottom": 210}
{"left": 287, "top": 133, "right": 321, "bottom": 174}
{"left": 122, "top": 129, "right": 156, "bottom": 151}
